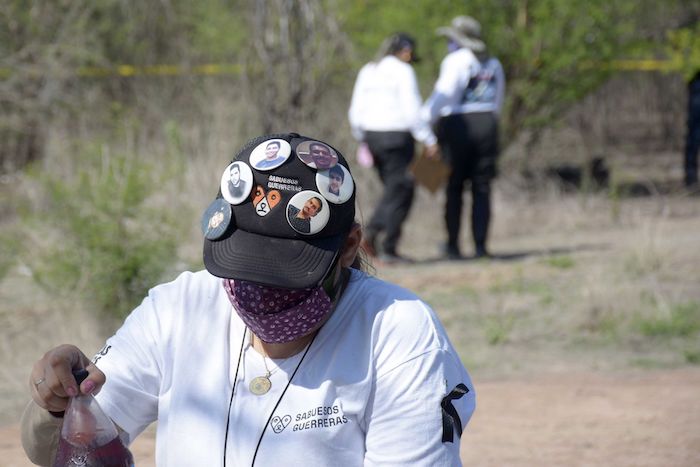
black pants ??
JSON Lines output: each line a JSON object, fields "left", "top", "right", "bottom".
{"left": 364, "top": 131, "right": 415, "bottom": 254}
{"left": 685, "top": 74, "right": 700, "bottom": 187}
{"left": 437, "top": 112, "right": 499, "bottom": 255}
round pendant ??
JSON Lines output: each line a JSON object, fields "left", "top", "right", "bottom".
{"left": 250, "top": 376, "right": 272, "bottom": 395}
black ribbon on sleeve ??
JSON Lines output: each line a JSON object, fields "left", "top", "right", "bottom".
{"left": 440, "top": 383, "right": 469, "bottom": 443}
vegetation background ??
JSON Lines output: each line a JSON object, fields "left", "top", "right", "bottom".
{"left": 1, "top": 1, "right": 700, "bottom": 465}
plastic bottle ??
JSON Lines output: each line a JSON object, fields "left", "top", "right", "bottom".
{"left": 52, "top": 369, "right": 134, "bottom": 467}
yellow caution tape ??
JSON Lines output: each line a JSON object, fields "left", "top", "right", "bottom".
{"left": 0, "top": 59, "right": 683, "bottom": 79}
{"left": 606, "top": 59, "right": 675, "bottom": 71}
{"left": 0, "top": 63, "right": 244, "bottom": 78}
{"left": 77, "top": 63, "right": 242, "bottom": 77}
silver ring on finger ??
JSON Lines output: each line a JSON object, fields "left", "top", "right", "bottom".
{"left": 34, "top": 377, "right": 46, "bottom": 387}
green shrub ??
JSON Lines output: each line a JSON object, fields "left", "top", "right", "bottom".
{"left": 684, "top": 348, "right": 700, "bottom": 365}
{"left": 637, "top": 302, "right": 700, "bottom": 338}
{"left": 21, "top": 142, "right": 188, "bottom": 320}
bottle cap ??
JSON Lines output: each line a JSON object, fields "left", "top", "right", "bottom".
{"left": 72, "top": 368, "right": 89, "bottom": 385}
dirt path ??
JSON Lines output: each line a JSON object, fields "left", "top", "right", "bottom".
{"left": 460, "top": 368, "right": 700, "bottom": 466}
{"left": 2, "top": 369, "right": 698, "bottom": 466}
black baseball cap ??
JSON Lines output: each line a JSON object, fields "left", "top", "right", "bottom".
{"left": 202, "top": 133, "right": 356, "bottom": 289}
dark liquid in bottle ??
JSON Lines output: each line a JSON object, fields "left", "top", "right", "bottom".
{"left": 53, "top": 435, "right": 134, "bottom": 467}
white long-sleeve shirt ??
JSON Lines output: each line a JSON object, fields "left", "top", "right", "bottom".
{"left": 422, "top": 48, "right": 505, "bottom": 125}
{"left": 348, "top": 55, "right": 437, "bottom": 146}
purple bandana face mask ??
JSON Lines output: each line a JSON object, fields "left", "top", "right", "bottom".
{"left": 223, "top": 279, "right": 332, "bottom": 343}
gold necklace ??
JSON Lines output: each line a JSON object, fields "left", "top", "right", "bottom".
{"left": 248, "top": 334, "right": 310, "bottom": 396}
{"left": 249, "top": 352, "right": 276, "bottom": 395}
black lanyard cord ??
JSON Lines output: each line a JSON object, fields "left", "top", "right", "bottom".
{"left": 223, "top": 328, "right": 319, "bottom": 467}
{"left": 223, "top": 327, "right": 247, "bottom": 467}
{"left": 250, "top": 331, "right": 318, "bottom": 466}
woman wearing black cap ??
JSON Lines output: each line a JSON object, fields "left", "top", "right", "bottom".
{"left": 349, "top": 33, "right": 439, "bottom": 264}
{"left": 22, "top": 134, "right": 474, "bottom": 466}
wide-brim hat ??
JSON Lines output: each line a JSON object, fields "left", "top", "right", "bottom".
{"left": 436, "top": 15, "right": 486, "bottom": 52}
{"left": 202, "top": 133, "right": 356, "bottom": 289}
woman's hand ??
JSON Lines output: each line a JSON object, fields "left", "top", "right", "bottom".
{"left": 29, "top": 344, "right": 106, "bottom": 412}
{"left": 423, "top": 143, "right": 441, "bottom": 160}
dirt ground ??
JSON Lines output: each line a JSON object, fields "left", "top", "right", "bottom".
{"left": 2, "top": 368, "right": 698, "bottom": 466}
{"left": 460, "top": 369, "right": 700, "bottom": 467}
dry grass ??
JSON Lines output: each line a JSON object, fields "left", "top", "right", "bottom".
{"left": 377, "top": 182, "right": 700, "bottom": 377}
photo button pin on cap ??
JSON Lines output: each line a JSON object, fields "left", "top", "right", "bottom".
{"left": 201, "top": 198, "right": 233, "bottom": 240}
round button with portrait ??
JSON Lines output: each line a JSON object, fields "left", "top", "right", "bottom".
{"left": 296, "top": 140, "right": 338, "bottom": 170}
{"left": 249, "top": 139, "right": 292, "bottom": 171}
{"left": 285, "top": 190, "right": 330, "bottom": 235}
{"left": 220, "top": 161, "right": 254, "bottom": 205}
{"left": 316, "top": 164, "right": 353, "bottom": 204}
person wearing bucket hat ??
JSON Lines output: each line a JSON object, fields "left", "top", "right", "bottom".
{"left": 22, "top": 132, "right": 475, "bottom": 466}
{"left": 436, "top": 15, "right": 486, "bottom": 53}
{"left": 349, "top": 33, "right": 439, "bottom": 264}
{"left": 423, "top": 16, "right": 506, "bottom": 260}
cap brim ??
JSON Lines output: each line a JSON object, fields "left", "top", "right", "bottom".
{"left": 204, "top": 229, "right": 343, "bottom": 289}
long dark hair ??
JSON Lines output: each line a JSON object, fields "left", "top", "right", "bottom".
{"left": 373, "top": 32, "right": 417, "bottom": 63}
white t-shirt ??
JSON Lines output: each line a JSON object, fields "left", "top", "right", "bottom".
{"left": 348, "top": 55, "right": 437, "bottom": 146}
{"left": 94, "top": 269, "right": 475, "bottom": 466}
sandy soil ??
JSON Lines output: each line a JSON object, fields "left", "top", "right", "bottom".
{"left": 2, "top": 368, "right": 698, "bottom": 466}
{"left": 460, "top": 369, "right": 700, "bottom": 467}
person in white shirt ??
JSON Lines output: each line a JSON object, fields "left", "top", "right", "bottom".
{"left": 423, "top": 16, "right": 506, "bottom": 260}
{"left": 349, "top": 33, "right": 439, "bottom": 264}
{"left": 22, "top": 133, "right": 475, "bottom": 467}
